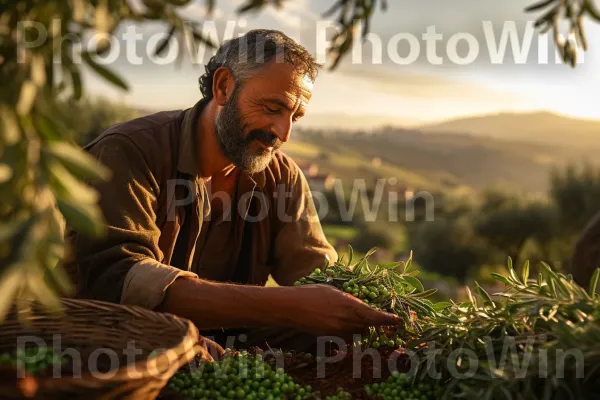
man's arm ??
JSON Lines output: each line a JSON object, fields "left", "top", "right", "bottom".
{"left": 156, "top": 276, "right": 401, "bottom": 335}
{"left": 69, "top": 134, "right": 196, "bottom": 307}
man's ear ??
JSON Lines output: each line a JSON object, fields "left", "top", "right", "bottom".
{"left": 212, "top": 67, "right": 233, "bottom": 106}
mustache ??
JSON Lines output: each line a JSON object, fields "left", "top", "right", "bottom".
{"left": 247, "top": 129, "right": 282, "bottom": 149}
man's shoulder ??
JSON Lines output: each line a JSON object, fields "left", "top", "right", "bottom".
{"left": 83, "top": 109, "right": 186, "bottom": 178}
{"left": 263, "top": 150, "right": 303, "bottom": 184}
{"left": 83, "top": 109, "right": 185, "bottom": 150}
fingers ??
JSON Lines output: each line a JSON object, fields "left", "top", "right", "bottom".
{"left": 337, "top": 291, "right": 402, "bottom": 327}
{"left": 364, "top": 308, "right": 403, "bottom": 326}
{"left": 348, "top": 301, "right": 402, "bottom": 327}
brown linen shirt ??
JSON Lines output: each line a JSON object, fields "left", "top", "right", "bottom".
{"left": 64, "top": 98, "right": 337, "bottom": 310}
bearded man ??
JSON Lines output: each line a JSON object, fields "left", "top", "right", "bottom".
{"left": 65, "top": 29, "right": 399, "bottom": 354}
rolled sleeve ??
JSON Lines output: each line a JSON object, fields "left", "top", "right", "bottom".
{"left": 271, "top": 164, "right": 338, "bottom": 285}
{"left": 121, "top": 259, "right": 198, "bottom": 309}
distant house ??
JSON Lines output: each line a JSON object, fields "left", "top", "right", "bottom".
{"left": 373, "top": 178, "right": 414, "bottom": 201}
{"left": 296, "top": 161, "right": 319, "bottom": 178}
{"left": 296, "top": 160, "right": 335, "bottom": 192}
{"left": 307, "top": 173, "right": 335, "bottom": 192}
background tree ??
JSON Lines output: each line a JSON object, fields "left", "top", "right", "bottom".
{"left": 409, "top": 216, "right": 488, "bottom": 284}
{"left": 475, "top": 200, "right": 559, "bottom": 267}
{"left": 550, "top": 164, "right": 600, "bottom": 237}
{"left": 58, "top": 98, "right": 141, "bottom": 147}
{"left": 350, "top": 227, "right": 394, "bottom": 254}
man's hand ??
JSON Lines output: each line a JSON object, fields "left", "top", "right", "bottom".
{"left": 157, "top": 277, "right": 401, "bottom": 336}
{"left": 282, "top": 284, "right": 402, "bottom": 335}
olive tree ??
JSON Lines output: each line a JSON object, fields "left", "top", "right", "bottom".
{"left": 475, "top": 200, "right": 560, "bottom": 268}
{"left": 409, "top": 216, "right": 489, "bottom": 284}
{"left": 1, "top": 0, "right": 599, "bottom": 321}
{"left": 550, "top": 164, "right": 600, "bottom": 237}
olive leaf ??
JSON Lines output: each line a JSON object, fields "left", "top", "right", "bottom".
{"left": 404, "top": 276, "right": 424, "bottom": 292}
{"left": 44, "top": 142, "right": 111, "bottom": 181}
{"left": 82, "top": 52, "right": 129, "bottom": 91}
{"left": 57, "top": 196, "right": 105, "bottom": 237}
{"left": 589, "top": 268, "right": 600, "bottom": 297}
{"left": 522, "top": 260, "right": 530, "bottom": 286}
{"left": 475, "top": 281, "right": 495, "bottom": 308}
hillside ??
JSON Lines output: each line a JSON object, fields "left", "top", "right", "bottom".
{"left": 286, "top": 126, "right": 600, "bottom": 193}
{"left": 297, "top": 112, "right": 421, "bottom": 131}
{"left": 282, "top": 137, "right": 436, "bottom": 191}
{"left": 419, "top": 111, "right": 600, "bottom": 148}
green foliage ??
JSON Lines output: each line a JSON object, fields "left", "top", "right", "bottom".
{"left": 294, "top": 248, "right": 445, "bottom": 348}
{"left": 350, "top": 227, "right": 395, "bottom": 253}
{"left": 550, "top": 163, "right": 600, "bottom": 236}
{"left": 405, "top": 163, "right": 600, "bottom": 284}
{"left": 408, "top": 259, "right": 600, "bottom": 399}
{"left": 409, "top": 216, "right": 488, "bottom": 283}
{"left": 291, "top": 250, "right": 600, "bottom": 398}
{"left": 58, "top": 97, "right": 141, "bottom": 147}
{"left": 0, "top": 0, "right": 217, "bottom": 321}
{"left": 525, "top": 0, "right": 600, "bottom": 67}
{"left": 476, "top": 198, "right": 559, "bottom": 266}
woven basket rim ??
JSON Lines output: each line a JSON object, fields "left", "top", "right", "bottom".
{"left": 3, "top": 297, "right": 199, "bottom": 384}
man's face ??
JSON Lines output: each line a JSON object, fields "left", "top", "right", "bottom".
{"left": 214, "top": 61, "right": 313, "bottom": 174}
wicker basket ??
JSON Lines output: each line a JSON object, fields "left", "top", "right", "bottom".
{"left": 0, "top": 298, "right": 199, "bottom": 399}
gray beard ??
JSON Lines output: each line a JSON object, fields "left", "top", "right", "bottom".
{"left": 214, "top": 88, "right": 273, "bottom": 174}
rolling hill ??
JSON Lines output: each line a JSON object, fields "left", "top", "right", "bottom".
{"left": 286, "top": 121, "right": 600, "bottom": 193}
{"left": 282, "top": 111, "right": 600, "bottom": 193}
{"left": 419, "top": 111, "right": 600, "bottom": 148}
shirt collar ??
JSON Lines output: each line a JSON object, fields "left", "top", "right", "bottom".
{"left": 177, "top": 97, "right": 267, "bottom": 191}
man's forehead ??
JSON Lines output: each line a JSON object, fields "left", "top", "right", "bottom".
{"left": 300, "top": 73, "right": 314, "bottom": 90}
{"left": 250, "top": 62, "right": 314, "bottom": 96}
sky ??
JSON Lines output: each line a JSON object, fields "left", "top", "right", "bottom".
{"left": 85, "top": 0, "right": 600, "bottom": 127}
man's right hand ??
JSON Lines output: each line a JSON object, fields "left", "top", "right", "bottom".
{"left": 157, "top": 277, "right": 402, "bottom": 336}
{"left": 281, "top": 284, "right": 402, "bottom": 336}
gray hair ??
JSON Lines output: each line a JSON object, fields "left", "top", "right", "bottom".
{"left": 198, "top": 29, "right": 320, "bottom": 99}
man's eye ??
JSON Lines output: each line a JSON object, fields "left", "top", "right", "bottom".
{"left": 264, "top": 105, "right": 280, "bottom": 114}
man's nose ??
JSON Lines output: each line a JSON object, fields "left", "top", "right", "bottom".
{"left": 271, "top": 116, "right": 292, "bottom": 143}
